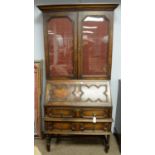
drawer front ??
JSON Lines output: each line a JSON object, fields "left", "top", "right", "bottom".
{"left": 45, "top": 107, "right": 74, "bottom": 118}
{"left": 45, "top": 107, "right": 111, "bottom": 119}
{"left": 45, "top": 121, "right": 111, "bottom": 132}
{"left": 81, "top": 108, "right": 111, "bottom": 119}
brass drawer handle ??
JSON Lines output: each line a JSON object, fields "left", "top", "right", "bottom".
{"left": 103, "top": 127, "right": 108, "bottom": 131}
{"left": 80, "top": 124, "right": 85, "bottom": 131}
{"left": 60, "top": 113, "right": 64, "bottom": 117}
{"left": 48, "top": 113, "right": 53, "bottom": 117}
{"left": 46, "top": 123, "right": 53, "bottom": 131}
{"left": 71, "top": 124, "right": 76, "bottom": 131}
{"left": 71, "top": 109, "right": 76, "bottom": 117}
{"left": 79, "top": 110, "right": 83, "bottom": 118}
{"left": 93, "top": 124, "right": 96, "bottom": 130}
{"left": 103, "top": 123, "right": 110, "bottom": 131}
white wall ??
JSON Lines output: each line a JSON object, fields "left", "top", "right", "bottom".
{"left": 34, "top": 6, "right": 44, "bottom": 59}
{"left": 111, "top": 5, "right": 121, "bottom": 132}
{"left": 34, "top": 3, "right": 121, "bottom": 133}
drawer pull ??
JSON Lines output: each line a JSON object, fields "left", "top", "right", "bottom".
{"left": 80, "top": 124, "right": 85, "bottom": 131}
{"left": 103, "top": 127, "right": 108, "bottom": 131}
{"left": 72, "top": 109, "right": 77, "bottom": 117}
{"left": 71, "top": 124, "right": 76, "bottom": 131}
{"left": 79, "top": 110, "right": 83, "bottom": 118}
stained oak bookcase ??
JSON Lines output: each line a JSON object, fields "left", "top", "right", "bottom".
{"left": 38, "top": 3, "right": 118, "bottom": 153}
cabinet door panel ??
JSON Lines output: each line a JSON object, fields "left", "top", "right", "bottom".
{"left": 78, "top": 12, "right": 113, "bottom": 79}
{"left": 44, "top": 12, "right": 78, "bottom": 79}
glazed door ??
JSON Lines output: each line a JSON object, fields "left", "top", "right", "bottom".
{"left": 78, "top": 11, "right": 113, "bottom": 79}
{"left": 44, "top": 12, "right": 78, "bottom": 79}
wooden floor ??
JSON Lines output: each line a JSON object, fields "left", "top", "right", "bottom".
{"left": 34, "top": 134, "right": 121, "bottom": 155}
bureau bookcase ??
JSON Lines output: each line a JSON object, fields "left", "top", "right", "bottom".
{"left": 38, "top": 3, "right": 118, "bottom": 153}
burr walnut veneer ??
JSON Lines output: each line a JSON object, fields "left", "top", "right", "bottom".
{"left": 38, "top": 3, "right": 118, "bottom": 153}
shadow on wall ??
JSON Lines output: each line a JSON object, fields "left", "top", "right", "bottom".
{"left": 114, "top": 79, "right": 121, "bottom": 152}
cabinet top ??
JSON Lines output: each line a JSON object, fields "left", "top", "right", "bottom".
{"left": 37, "top": 3, "right": 119, "bottom": 12}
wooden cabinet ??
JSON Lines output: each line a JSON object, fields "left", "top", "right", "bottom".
{"left": 38, "top": 3, "right": 118, "bottom": 153}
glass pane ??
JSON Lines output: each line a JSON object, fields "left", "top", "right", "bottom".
{"left": 47, "top": 17, "right": 74, "bottom": 78}
{"left": 82, "top": 16, "right": 109, "bottom": 76}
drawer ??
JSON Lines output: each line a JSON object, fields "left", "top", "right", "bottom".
{"left": 45, "top": 121, "right": 111, "bottom": 132}
{"left": 80, "top": 108, "right": 111, "bottom": 119}
{"left": 45, "top": 106, "right": 111, "bottom": 119}
{"left": 45, "top": 107, "right": 74, "bottom": 118}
